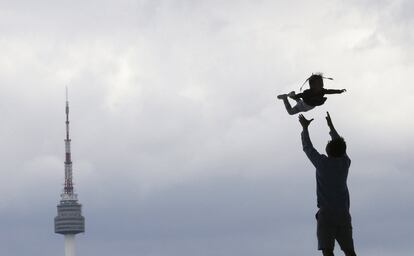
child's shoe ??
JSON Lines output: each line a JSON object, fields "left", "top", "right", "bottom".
{"left": 277, "top": 94, "right": 287, "bottom": 99}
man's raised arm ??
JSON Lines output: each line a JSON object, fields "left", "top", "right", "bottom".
{"left": 326, "top": 111, "right": 341, "bottom": 139}
{"left": 299, "top": 114, "right": 322, "bottom": 168}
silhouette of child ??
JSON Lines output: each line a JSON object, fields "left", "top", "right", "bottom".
{"left": 277, "top": 73, "right": 346, "bottom": 115}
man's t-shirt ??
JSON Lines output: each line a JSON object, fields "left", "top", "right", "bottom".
{"left": 301, "top": 129, "right": 351, "bottom": 210}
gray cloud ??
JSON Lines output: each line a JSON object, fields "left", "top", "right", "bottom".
{"left": 0, "top": 0, "right": 413, "bottom": 255}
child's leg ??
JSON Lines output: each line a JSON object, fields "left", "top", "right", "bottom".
{"left": 284, "top": 98, "right": 301, "bottom": 115}
{"left": 278, "top": 95, "right": 301, "bottom": 115}
{"left": 288, "top": 91, "right": 300, "bottom": 102}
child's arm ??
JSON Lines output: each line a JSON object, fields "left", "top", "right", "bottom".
{"left": 324, "top": 89, "right": 346, "bottom": 94}
{"left": 324, "top": 88, "right": 346, "bottom": 94}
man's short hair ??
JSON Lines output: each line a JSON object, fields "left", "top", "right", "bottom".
{"left": 326, "top": 137, "right": 347, "bottom": 157}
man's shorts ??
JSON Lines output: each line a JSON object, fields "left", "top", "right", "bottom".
{"left": 316, "top": 208, "right": 355, "bottom": 251}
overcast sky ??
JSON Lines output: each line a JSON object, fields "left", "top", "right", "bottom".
{"left": 0, "top": 0, "right": 413, "bottom": 255}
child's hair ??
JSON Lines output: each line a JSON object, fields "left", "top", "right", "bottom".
{"left": 300, "top": 72, "right": 333, "bottom": 91}
{"left": 308, "top": 73, "right": 324, "bottom": 88}
{"left": 325, "top": 137, "right": 347, "bottom": 157}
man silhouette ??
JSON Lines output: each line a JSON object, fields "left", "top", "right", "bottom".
{"left": 299, "top": 112, "right": 357, "bottom": 256}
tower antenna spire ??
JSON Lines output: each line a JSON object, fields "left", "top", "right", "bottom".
{"left": 55, "top": 88, "right": 85, "bottom": 256}
{"left": 64, "top": 87, "right": 73, "bottom": 194}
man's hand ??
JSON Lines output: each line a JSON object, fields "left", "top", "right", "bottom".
{"left": 326, "top": 111, "right": 334, "bottom": 129}
{"left": 299, "top": 114, "right": 313, "bottom": 129}
{"left": 340, "top": 89, "right": 347, "bottom": 93}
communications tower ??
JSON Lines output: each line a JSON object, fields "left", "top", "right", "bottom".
{"left": 55, "top": 90, "right": 85, "bottom": 256}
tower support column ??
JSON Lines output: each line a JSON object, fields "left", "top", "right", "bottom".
{"left": 64, "top": 234, "right": 75, "bottom": 256}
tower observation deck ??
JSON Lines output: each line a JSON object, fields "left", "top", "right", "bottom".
{"left": 54, "top": 90, "right": 85, "bottom": 256}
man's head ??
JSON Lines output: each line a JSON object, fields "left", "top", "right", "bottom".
{"left": 326, "top": 137, "right": 346, "bottom": 157}
{"left": 308, "top": 74, "right": 324, "bottom": 91}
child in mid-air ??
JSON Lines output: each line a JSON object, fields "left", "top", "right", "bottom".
{"left": 277, "top": 73, "right": 346, "bottom": 115}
